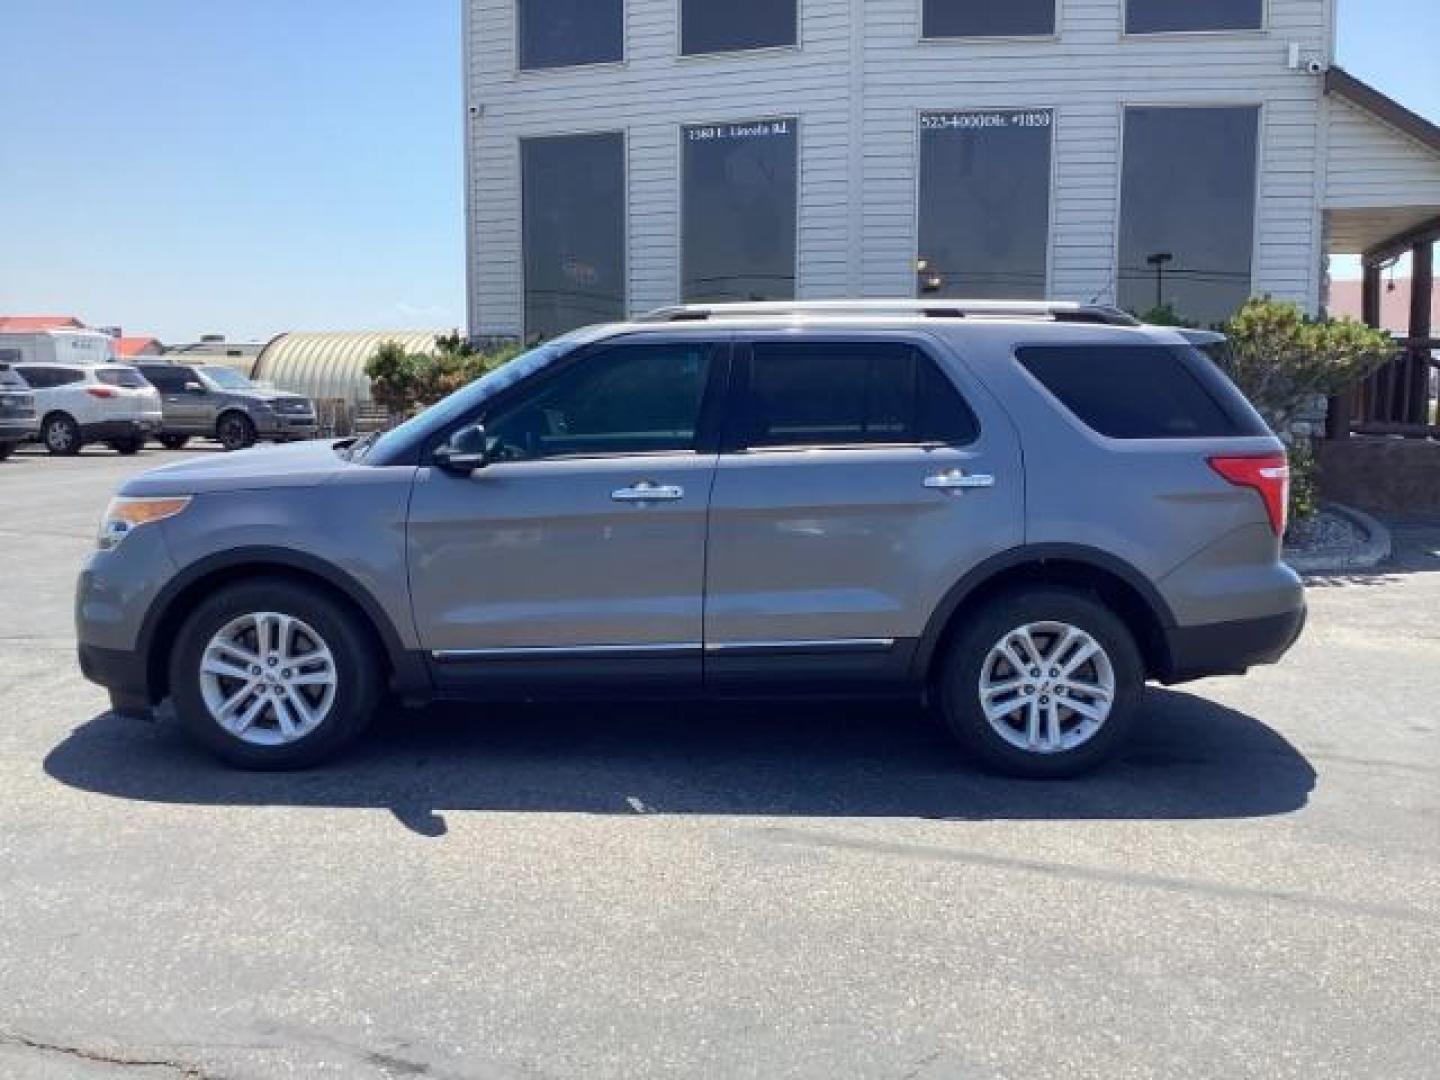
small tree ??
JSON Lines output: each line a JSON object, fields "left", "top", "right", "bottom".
{"left": 365, "top": 333, "right": 525, "bottom": 418}
{"left": 364, "top": 340, "right": 423, "bottom": 417}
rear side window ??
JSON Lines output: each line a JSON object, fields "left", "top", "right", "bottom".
{"left": 1016, "top": 344, "right": 1268, "bottom": 439}
{"left": 744, "top": 342, "right": 979, "bottom": 448}
{"left": 139, "top": 366, "right": 190, "bottom": 392}
{"left": 97, "top": 368, "right": 148, "bottom": 388}
{"left": 19, "top": 366, "right": 83, "bottom": 388}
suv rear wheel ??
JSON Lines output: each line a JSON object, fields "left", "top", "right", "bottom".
{"left": 169, "top": 580, "right": 380, "bottom": 769}
{"left": 42, "top": 413, "right": 82, "bottom": 456}
{"left": 216, "top": 412, "right": 256, "bottom": 452}
{"left": 938, "top": 587, "right": 1143, "bottom": 778}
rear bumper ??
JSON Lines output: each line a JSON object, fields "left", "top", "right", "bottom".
{"left": 1160, "top": 604, "right": 1307, "bottom": 684}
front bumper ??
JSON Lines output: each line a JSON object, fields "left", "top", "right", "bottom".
{"left": 256, "top": 415, "right": 319, "bottom": 440}
{"left": 77, "top": 641, "right": 153, "bottom": 718}
{"left": 1160, "top": 603, "right": 1307, "bottom": 684}
{"left": 0, "top": 419, "right": 38, "bottom": 441}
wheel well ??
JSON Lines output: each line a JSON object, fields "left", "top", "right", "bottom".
{"left": 215, "top": 409, "right": 251, "bottom": 433}
{"left": 925, "top": 559, "right": 1170, "bottom": 684}
{"left": 146, "top": 563, "right": 392, "bottom": 703}
{"left": 41, "top": 410, "right": 74, "bottom": 429}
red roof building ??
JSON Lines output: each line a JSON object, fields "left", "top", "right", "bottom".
{"left": 115, "top": 336, "right": 165, "bottom": 357}
{"left": 0, "top": 315, "right": 86, "bottom": 332}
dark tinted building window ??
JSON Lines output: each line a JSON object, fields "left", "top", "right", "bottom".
{"left": 682, "top": 0, "right": 797, "bottom": 55}
{"left": 1127, "top": 0, "right": 1263, "bottom": 34}
{"left": 1118, "top": 106, "right": 1259, "bottom": 326}
{"left": 682, "top": 119, "right": 797, "bottom": 303}
{"left": 522, "top": 132, "right": 626, "bottom": 340}
{"left": 745, "top": 342, "right": 978, "bottom": 447}
{"left": 1016, "top": 344, "right": 1268, "bottom": 439}
{"left": 918, "top": 109, "right": 1053, "bottom": 299}
{"left": 517, "top": 0, "right": 623, "bottom": 70}
{"left": 923, "top": 0, "right": 1055, "bottom": 37}
{"left": 486, "top": 343, "right": 714, "bottom": 459}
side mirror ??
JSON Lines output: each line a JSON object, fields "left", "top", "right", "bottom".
{"left": 184, "top": 381, "right": 206, "bottom": 394}
{"left": 433, "top": 423, "right": 489, "bottom": 475}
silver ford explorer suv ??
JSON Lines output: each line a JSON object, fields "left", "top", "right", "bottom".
{"left": 77, "top": 301, "right": 1305, "bottom": 777}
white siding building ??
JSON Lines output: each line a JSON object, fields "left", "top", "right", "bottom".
{"left": 464, "top": 0, "right": 1440, "bottom": 340}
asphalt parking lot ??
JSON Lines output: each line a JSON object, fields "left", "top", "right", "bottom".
{"left": 0, "top": 445, "right": 1437, "bottom": 1079}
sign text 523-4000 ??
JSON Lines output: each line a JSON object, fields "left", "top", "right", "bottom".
{"left": 921, "top": 110, "right": 1052, "bottom": 131}
{"left": 686, "top": 119, "right": 794, "bottom": 142}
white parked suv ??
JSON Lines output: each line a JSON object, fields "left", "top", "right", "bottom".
{"left": 16, "top": 362, "right": 163, "bottom": 456}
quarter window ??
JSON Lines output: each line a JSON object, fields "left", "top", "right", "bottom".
{"left": 1117, "top": 106, "right": 1259, "bottom": 326}
{"left": 521, "top": 132, "right": 627, "bottom": 340}
{"left": 682, "top": 119, "right": 798, "bottom": 303}
{"left": 516, "top": 0, "right": 623, "bottom": 70}
{"left": 922, "top": 0, "right": 1056, "bottom": 38}
{"left": 918, "top": 109, "right": 1053, "bottom": 299}
{"left": 97, "top": 368, "right": 148, "bottom": 388}
{"left": 1126, "top": 0, "right": 1262, "bottom": 34}
{"left": 744, "top": 342, "right": 978, "bottom": 448}
{"left": 484, "top": 343, "right": 714, "bottom": 460}
{"left": 681, "top": 0, "right": 797, "bottom": 55}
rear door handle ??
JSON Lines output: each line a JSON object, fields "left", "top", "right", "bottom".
{"left": 612, "top": 482, "right": 685, "bottom": 503}
{"left": 924, "top": 470, "right": 995, "bottom": 491}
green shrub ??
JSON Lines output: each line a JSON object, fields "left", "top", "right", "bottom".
{"left": 365, "top": 333, "right": 524, "bottom": 418}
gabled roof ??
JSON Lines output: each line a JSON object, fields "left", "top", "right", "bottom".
{"left": 0, "top": 315, "right": 86, "bottom": 333}
{"left": 115, "top": 336, "right": 164, "bottom": 356}
{"left": 1325, "top": 67, "right": 1440, "bottom": 159}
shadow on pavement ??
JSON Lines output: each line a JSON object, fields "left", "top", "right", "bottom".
{"left": 44, "top": 688, "right": 1314, "bottom": 835}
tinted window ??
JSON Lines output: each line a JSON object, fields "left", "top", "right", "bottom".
{"left": 919, "top": 110, "right": 1053, "bottom": 299}
{"left": 485, "top": 343, "right": 713, "bottom": 460}
{"left": 139, "top": 366, "right": 191, "bottom": 392}
{"left": 745, "top": 342, "right": 978, "bottom": 447}
{"left": 923, "top": 0, "right": 1055, "bottom": 37}
{"left": 683, "top": 119, "right": 797, "bottom": 303}
{"left": 522, "top": 132, "right": 627, "bottom": 340}
{"left": 682, "top": 0, "right": 796, "bottom": 55}
{"left": 1016, "top": 344, "right": 1267, "bottom": 438}
{"left": 1127, "top": 0, "right": 1262, "bottom": 33}
{"left": 517, "top": 0, "right": 623, "bottom": 69}
{"left": 20, "top": 367, "right": 82, "bottom": 388}
{"left": 1118, "top": 107, "right": 1259, "bottom": 326}
{"left": 97, "top": 368, "right": 148, "bottom": 388}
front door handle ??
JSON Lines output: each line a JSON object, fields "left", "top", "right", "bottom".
{"left": 924, "top": 470, "right": 995, "bottom": 491}
{"left": 612, "top": 482, "right": 685, "bottom": 503}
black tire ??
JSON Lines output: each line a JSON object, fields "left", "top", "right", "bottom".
{"left": 42, "top": 413, "right": 82, "bottom": 456}
{"left": 937, "top": 587, "right": 1144, "bottom": 779}
{"left": 158, "top": 434, "right": 190, "bottom": 451}
{"left": 216, "top": 412, "right": 256, "bottom": 452}
{"left": 169, "top": 579, "right": 381, "bottom": 769}
{"left": 108, "top": 437, "right": 144, "bottom": 456}
{"left": 0, "top": 442, "right": 14, "bottom": 461}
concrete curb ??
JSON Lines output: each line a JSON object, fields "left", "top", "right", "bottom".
{"left": 1285, "top": 502, "right": 1393, "bottom": 574}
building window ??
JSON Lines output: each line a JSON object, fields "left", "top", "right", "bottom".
{"left": 1125, "top": 0, "right": 1262, "bottom": 34}
{"left": 917, "top": 110, "right": 1054, "bottom": 299}
{"left": 681, "top": 0, "right": 797, "bottom": 56}
{"left": 1117, "top": 106, "right": 1259, "bottom": 325}
{"left": 521, "top": 132, "right": 626, "bottom": 340}
{"left": 682, "top": 119, "right": 797, "bottom": 303}
{"left": 517, "top": 0, "right": 623, "bottom": 70}
{"left": 922, "top": 0, "right": 1056, "bottom": 38}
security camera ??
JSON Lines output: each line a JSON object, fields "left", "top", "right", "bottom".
{"left": 1306, "top": 59, "right": 1326, "bottom": 76}
{"left": 467, "top": 103, "right": 483, "bottom": 117}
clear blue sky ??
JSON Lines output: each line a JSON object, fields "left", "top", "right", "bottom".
{"left": 0, "top": 1, "right": 1436, "bottom": 341}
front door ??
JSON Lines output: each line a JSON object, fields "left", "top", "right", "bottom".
{"left": 703, "top": 333, "right": 1024, "bottom": 687}
{"left": 408, "top": 338, "right": 726, "bottom": 691}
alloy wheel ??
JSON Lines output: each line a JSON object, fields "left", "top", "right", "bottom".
{"left": 198, "top": 611, "right": 338, "bottom": 746}
{"left": 978, "top": 621, "right": 1116, "bottom": 754}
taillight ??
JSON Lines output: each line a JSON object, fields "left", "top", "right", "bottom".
{"left": 1209, "top": 453, "right": 1291, "bottom": 536}
{"left": 86, "top": 386, "right": 118, "bottom": 399}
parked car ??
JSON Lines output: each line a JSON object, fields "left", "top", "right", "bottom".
{"left": 78, "top": 300, "right": 1305, "bottom": 775}
{"left": 16, "top": 362, "right": 162, "bottom": 455}
{"left": 0, "top": 360, "right": 38, "bottom": 460}
{"left": 133, "top": 363, "right": 318, "bottom": 451}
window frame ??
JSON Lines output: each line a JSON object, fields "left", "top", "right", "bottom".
{"left": 1121, "top": 0, "right": 1267, "bottom": 38}
{"left": 518, "top": 128, "right": 630, "bottom": 342}
{"left": 912, "top": 104, "right": 1059, "bottom": 301}
{"left": 514, "top": 0, "right": 627, "bottom": 74}
{"left": 724, "top": 335, "right": 982, "bottom": 453}
{"left": 1111, "top": 100, "right": 1263, "bottom": 324}
{"left": 677, "top": 0, "right": 802, "bottom": 60}
{"left": 917, "top": 0, "right": 1062, "bottom": 43}
{"left": 677, "top": 115, "right": 802, "bottom": 305}
{"left": 423, "top": 336, "right": 733, "bottom": 466}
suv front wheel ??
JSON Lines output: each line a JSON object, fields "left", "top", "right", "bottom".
{"left": 216, "top": 412, "right": 256, "bottom": 452}
{"left": 938, "top": 587, "right": 1143, "bottom": 778}
{"left": 170, "top": 579, "right": 380, "bottom": 769}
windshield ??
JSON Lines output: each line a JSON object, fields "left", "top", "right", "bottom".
{"left": 363, "top": 331, "right": 597, "bottom": 463}
{"left": 199, "top": 367, "right": 253, "bottom": 390}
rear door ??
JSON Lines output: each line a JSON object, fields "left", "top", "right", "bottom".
{"left": 703, "top": 331, "right": 1024, "bottom": 687}
{"left": 145, "top": 365, "right": 208, "bottom": 430}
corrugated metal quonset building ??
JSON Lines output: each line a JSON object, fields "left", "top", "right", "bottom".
{"left": 253, "top": 331, "right": 448, "bottom": 407}
{"left": 463, "top": 0, "right": 1440, "bottom": 339}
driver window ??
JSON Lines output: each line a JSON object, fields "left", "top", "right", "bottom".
{"left": 484, "top": 343, "right": 713, "bottom": 461}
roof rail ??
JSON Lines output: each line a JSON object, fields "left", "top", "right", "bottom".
{"left": 637, "top": 299, "right": 1139, "bottom": 327}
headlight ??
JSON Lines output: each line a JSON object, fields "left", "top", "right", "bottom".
{"left": 97, "top": 496, "right": 191, "bottom": 550}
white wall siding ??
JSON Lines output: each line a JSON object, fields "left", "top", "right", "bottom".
{"left": 467, "top": 0, "right": 1336, "bottom": 333}
{"left": 1325, "top": 97, "right": 1440, "bottom": 209}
